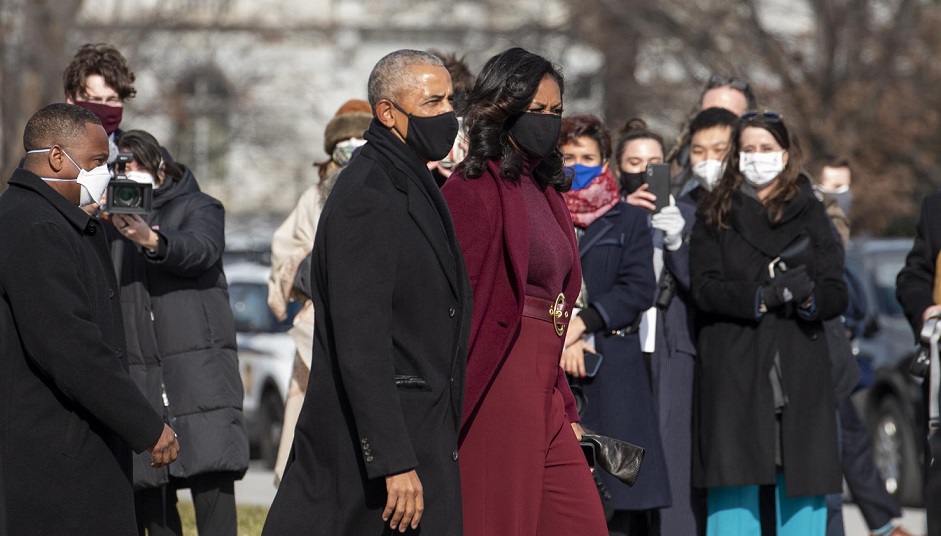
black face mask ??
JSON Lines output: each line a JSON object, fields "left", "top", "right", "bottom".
{"left": 507, "top": 112, "right": 562, "bottom": 159}
{"left": 391, "top": 101, "right": 459, "bottom": 161}
{"left": 620, "top": 171, "right": 645, "bottom": 194}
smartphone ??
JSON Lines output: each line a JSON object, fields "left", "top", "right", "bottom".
{"left": 584, "top": 351, "right": 604, "bottom": 378}
{"left": 645, "top": 163, "right": 672, "bottom": 213}
{"left": 580, "top": 441, "right": 596, "bottom": 468}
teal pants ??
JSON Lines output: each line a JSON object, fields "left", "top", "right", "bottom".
{"left": 707, "top": 474, "right": 826, "bottom": 536}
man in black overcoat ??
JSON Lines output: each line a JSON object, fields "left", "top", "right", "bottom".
{"left": 897, "top": 191, "right": 941, "bottom": 536}
{"left": 262, "top": 50, "right": 471, "bottom": 535}
{"left": 0, "top": 103, "right": 179, "bottom": 535}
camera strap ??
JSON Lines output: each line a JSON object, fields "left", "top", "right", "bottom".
{"left": 922, "top": 315, "right": 941, "bottom": 431}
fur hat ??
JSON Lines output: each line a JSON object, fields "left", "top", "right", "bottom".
{"left": 323, "top": 99, "right": 373, "bottom": 155}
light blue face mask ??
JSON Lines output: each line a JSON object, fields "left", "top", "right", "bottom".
{"left": 567, "top": 163, "right": 603, "bottom": 191}
{"left": 28, "top": 147, "right": 112, "bottom": 206}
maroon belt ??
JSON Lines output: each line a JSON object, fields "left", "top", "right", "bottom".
{"left": 522, "top": 293, "right": 569, "bottom": 337}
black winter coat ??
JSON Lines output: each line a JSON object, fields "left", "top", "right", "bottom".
{"left": 897, "top": 192, "right": 941, "bottom": 336}
{"left": 263, "top": 121, "right": 472, "bottom": 535}
{"left": 109, "top": 167, "right": 248, "bottom": 488}
{"left": 0, "top": 169, "right": 164, "bottom": 534}
{"left": 690, "top": 178, "right": 847, "bottom": 497}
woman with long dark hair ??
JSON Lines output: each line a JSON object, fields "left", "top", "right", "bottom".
{"left": 109, "top": 130, "right": 248, "bottom": 536}
{"left": 690, "top": 112, "right": 846, "bottom": 535}
{"left": 441, "top": 48, "right": 608, "bottom": 535}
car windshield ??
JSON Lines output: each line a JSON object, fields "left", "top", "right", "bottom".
{"left": 871, "top": 252, "right": 906, "bottom": 317}
{"left": 229, "top": 282, "right": 300, "bottom": 333}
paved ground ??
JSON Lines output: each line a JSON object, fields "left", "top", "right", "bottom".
{"left": 180, "top": 462, "right": 930, "bottom": 535}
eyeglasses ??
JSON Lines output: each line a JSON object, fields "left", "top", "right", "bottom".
{"left": 706, "top": 75, "right": 751, "bottom": 94}
{"left": 740, "top": 110, "right": 783, "bottom": 123}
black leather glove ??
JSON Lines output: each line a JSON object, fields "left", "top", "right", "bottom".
{"left": 762, "top": 265, "right": 815, "bottom": 309}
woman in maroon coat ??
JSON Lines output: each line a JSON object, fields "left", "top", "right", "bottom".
{"left": 441, "top": 47, "right": 607, "bottom": 535}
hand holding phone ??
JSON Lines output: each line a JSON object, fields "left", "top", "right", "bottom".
{"left": 645, "top": 163, "right": 672, "bottom": 213}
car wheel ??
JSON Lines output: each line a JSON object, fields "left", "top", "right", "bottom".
{"left": 871, "top": 395, "right": 922, "bottom": 506}
{"left": 259, "top": 388, "right": 284, "bottom": 470}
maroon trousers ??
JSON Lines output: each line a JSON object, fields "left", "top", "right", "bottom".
{"left": 460, "top": 316, "right": 608, "bottom": 535}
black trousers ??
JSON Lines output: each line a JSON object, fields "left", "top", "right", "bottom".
{"left": 135, "top": 472, "right": 238, "bottom": 536}
{"left": 839, "top": 400, "right": 901, "bottom": 530}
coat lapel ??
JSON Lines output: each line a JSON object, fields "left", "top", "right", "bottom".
{"left": 495, "top": 176, "right": 528, "bottom": 301}
{"left": 383, "top": 156, "right": 460, "bottom": 298}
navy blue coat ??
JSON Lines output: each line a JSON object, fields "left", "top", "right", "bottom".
{"left": 571, "top": 202, "right": 672, "bottom": 510}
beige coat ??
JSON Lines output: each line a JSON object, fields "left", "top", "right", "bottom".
{"left": 267, "top": 184, "right": 321, "bottom": 483}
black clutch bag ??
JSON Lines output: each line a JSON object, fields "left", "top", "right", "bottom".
{"left": 769, "top": 233, "right": 813, "bottom": 279}
{"left": 580, "top": 428, "right": 645, "bottom": 486}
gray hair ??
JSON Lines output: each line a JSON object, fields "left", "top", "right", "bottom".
{"left": 367, "top": 50, "right": 445, "bottom": 109}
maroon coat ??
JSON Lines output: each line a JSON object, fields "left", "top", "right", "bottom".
{"left": 442, "top": 160, "right": 581, "bottom": 439}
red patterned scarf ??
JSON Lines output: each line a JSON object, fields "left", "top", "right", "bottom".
{"left": 563, "top": 169, "right": 621, "bottom": 228}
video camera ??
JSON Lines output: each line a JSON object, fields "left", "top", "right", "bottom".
{"left": 105, "top": 152, "right": 152, "bottom": 214}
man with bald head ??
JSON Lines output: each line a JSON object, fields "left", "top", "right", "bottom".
{"left": 0, "top": 103, "right": 179, "bottom": 535}
{"left": 262, "top": 50, "right": 471, "bottom": 535}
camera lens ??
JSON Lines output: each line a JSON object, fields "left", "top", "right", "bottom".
{"left": 114, "top": 185, "right": 142, "bottom": 207}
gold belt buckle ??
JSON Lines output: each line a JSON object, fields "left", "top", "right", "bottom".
{"left": 550, "top": 292, "right": 568, "bottom": 337}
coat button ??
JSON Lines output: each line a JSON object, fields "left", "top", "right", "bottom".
{"left": 361, "top": 438, "right": 368, "bottom": 445}
{"left": 115, "top": 348, "right": 124, "bottom": 358}
{"left": 108, "top": 289, "right": 115, "bottom": 299}
{"left": 86, "top": 225, "right": 97, "bottom": 236}
{"left": 451, "top": 450, "right": 459, "bottom": 461}
{"left": 448, "top": 307, "right": 455, "bottom": 318}
{"left": 366, "top": 455, "right": 374, "bottom": 463}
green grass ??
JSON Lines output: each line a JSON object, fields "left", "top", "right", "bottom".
{"left": 176, "top": 502, "right": 269, "bottom": 536}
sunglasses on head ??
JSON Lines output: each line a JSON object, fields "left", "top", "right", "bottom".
{"left": 740, "top": 110, "right": 783, "bottom": 123}
{"left": 707, "top": 74, "right": 751, "bottom": 94}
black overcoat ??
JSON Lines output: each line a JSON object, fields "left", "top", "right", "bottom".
{"left": 897, "top": 192, "right": 941, "bottom": 335}
{"left": 109, "top": 167, "right": 249, "bottom": 488}
{"left": 262, "top": 121, "right": 472, "bottom": 535}
{"left": 0, "top": 169, "right": 164, "bottom": 534}
{"left": 690, "top": 178, "right": 847, "bottom": 497}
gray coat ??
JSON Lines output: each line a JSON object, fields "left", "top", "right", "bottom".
{"left": 109, "top": 167, "right": 248, "bottom": 488}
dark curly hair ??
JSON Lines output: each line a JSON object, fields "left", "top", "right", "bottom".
{"left": 702, "top": 112, "right": 804, "bottom": 229}
{"left": 63, "top": 43, "right": 136, "bottom": 101}
{"left": 560, "top": 114, "right": 611, "bottom": 161}
{"left": 457, "top": 47, "right": 569, "bottom": 191}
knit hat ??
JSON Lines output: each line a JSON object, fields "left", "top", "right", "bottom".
{"left": 323, "top": 99, "right": 373, "bottom": 155}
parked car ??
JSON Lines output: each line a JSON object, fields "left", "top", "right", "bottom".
{"left": 226, "top": 261, "right": 299, "bottom": 468}
{"left": 847, "top": 238, "right": 925, "bottom": 507}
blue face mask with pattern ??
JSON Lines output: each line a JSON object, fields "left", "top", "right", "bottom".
{"left": 567, "top": 163, "right": 603, "bottom": 191}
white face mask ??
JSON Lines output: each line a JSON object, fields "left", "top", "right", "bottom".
{"left": 28, "top": 148, "right": 112, "bottom": 206}
{"left": 692, "top": 159, "right": 725, "bottom": 191}
{"left": 125, "top": 170, "right": 156, "bottom": 186}
{"left": 739, "top": 150, "right": 785, "bottom": 188}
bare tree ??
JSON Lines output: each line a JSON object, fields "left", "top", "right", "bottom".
{"left": 569, "top": 0, "right": 941, "bottom": 234}
{"left": 0, "top": 0, "right": 84, "bottom": 190}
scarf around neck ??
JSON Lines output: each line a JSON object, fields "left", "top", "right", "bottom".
{"left": 563, "top": 168, "right": 621, "bottom": 228}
